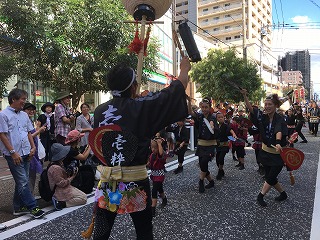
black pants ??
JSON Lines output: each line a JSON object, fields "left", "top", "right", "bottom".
{"left": 151, "top": 181, "right": 164, "bottom": 198}
{"left": 255, "top": 149, "right": 261, "bottom": 164}
{"left": 264, "top": 165, "right": 283, "bottom": 186}
{"left": 216, "top": 147, "right": 228, "bottom": 166}
{"left": 175, "top": 145, "right": 188, "bottom": 164}
{"left": 93, "top": 207, "right": 153, "bottom": 240}
{"left": 295, "top": 121, "right": 306, "bottom": 141}
{"left": 310, "top": 122, "right": 319, "bottom": 135}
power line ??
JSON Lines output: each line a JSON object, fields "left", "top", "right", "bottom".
{"left": 308, "top": 0, "right": 320, "bottom": 10}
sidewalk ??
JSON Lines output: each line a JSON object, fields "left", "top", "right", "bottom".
{"left": 0, "top": 155, "right": 12, "bottom": 180}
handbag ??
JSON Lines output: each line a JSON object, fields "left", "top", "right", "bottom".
{"left": 37, "top": 140, "right": 46, "bottom": 160}
{"left": 310, "top": 116, "right": 319, "bottom": 123}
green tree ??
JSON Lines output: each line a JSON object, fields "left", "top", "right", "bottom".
{"left": 190, "top": 48, "right": 264, "bottom": 103}
{"left": 0, "top": 54, "right": 15, "bottom": 96}
{"left": 0, "top": 0, "right": 159, "bottom": 107}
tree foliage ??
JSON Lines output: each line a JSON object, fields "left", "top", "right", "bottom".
{"left": 0, "top": 54, "right": 15, "bottom": 95}
{"left": 190, "top": 48, "right": 264, "bottom": 103}
{"left": 0, "top": 0, "right": 159, "bottom": 107}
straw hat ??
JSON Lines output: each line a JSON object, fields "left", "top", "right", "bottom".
{"left": 122, "top": 0, "right": 173, "bottom": 20}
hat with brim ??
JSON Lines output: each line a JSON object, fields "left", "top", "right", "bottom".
{"left": 51, "top": 143, "right": 71, "bottom": 162}
{"left": 65, "top": 129, "right": 85, "bottom": 144}
{"left": 56, "top": 91, "right": 73, "bottom": 101}
{"left": 41, "top": 102, "right": 55, "bottom": 113}
{"left": 23, "top": 102, "right": 36, "bottom": 110}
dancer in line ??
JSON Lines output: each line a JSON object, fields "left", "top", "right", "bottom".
{"left": 191, "top": 97, "right": 220, "bottom": 193}
{"left": 91, "top": 57, "right": 191, "bottom": 239}
{"left": 148, "top": 138, "right": 167, "bottom": 217}
{"left": 215, "top": 112, "right": 236, "bottom": 180}
{"left": 165, "top": 120, "right": 190, "bottom": 174}
{"left": 241, "top": 89, "right": 288, "bottom": 207}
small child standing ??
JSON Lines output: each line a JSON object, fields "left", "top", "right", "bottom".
{"left": 148, "top": 138, "right": 167, "bottom": 217}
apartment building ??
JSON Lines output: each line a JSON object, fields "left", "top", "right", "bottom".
{"left": 175, "top": 0, "right": 280, "bottom": 95}
{"left": 279, "top": 50, "right": 311, "bottom": 99}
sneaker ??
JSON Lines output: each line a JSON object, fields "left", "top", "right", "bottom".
{"left": 275, "top": 191, "right": 288, "bottom": 202}
{"left": 173, "top": 166, "right": 183, "bottom": 174}
{"left": 239, "top": 164, "right": 245, "bottom": 170}
{"left": 30, "top": 207, "right": 45, "bottom": 219}
{"left": 13, "top": 206, "right": 29, "bottom": 216}
{"left": 0, "top": 223, "right": 7, "bottom": 230}
{"left": 199, "top": 180, "right": 205, "bottom": 193}
{"left": 235, "top": 162, "right": 241, "bottom": 167}
{"left": 161, "top": 197, "right": 167, "bottom": 207}
{"left": 257, "top": 193, "right": 267, "bottom": 207}
{"left": 52, "top": 197, "right": 66, "bottom": 211}
{"left": 216, "top": 170, "right": 223, "bottom": 180}
{"left": 300, "top": 140, "right": 308, "bottom": 143}
{"left": 205, "top": 180, "right": 215, "bottom": 189}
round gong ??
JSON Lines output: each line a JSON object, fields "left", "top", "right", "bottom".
{"left": 122, "top": 0, "right": 173, "bottom": 20}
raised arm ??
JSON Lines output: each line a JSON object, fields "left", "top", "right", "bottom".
{"left": 240, "top": 89, "right": 253, "bottom": 113}
{"left": 177, "top": 56, "right": 191, "bottom": 89}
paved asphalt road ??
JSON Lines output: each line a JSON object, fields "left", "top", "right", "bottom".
{"left": 0, "top": 129, "right": 319, "bottom": 240}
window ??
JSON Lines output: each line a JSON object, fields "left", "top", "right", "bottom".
{"left": 234, "top": 35, "right": 241, "bottom": 39}
{"left": 203, "top": 8, "right": 208, "bottom": 12}
{"left": 213, "top": 6, "right": 219, "bottom": 10}
{"left": 226, "top": 37, "right": 231, "bottom": 40}
{"left": 225, "top": 3, "right": 231, "bottom": 7}
{"left": 214, "top": 17, "right": 219, "bottom": 20}
{"left": 213, "top": 28, "right": 219, "bottom": 31}
{"left": 203, "top": 19, "right": 209, "bottom": 23}
{"left": 225, "top": 14, "right": 231, "bottom": 18}
{"left": 225, "top": 26, "right": 230, "bottom": 29}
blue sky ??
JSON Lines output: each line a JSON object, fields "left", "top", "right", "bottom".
{"left": 272, "top": 0, "right": 320, "bottom": 97}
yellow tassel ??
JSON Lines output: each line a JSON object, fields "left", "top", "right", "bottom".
{"left": 289, "top": 172, "right": 295, "bottom": 186}
{"left": 81, "top": 217, "right": 95, "bottom": 239}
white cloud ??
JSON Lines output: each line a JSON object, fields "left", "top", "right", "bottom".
{"left": 271, "top": 16, "right": 320, "bottom": 95}
{"left": 291, "top": 16, "right": 312, "bottom": 24}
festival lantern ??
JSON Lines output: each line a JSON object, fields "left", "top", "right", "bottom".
{"left": 294, "top": 89, "right": 299, "bottom": 102}
{"left": 122, "top": 0, "right": 173, "bottom": 92}
{"left": 300, "top": 87, "right": 305, "bottom": 100}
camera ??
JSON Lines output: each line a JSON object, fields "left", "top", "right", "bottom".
{"left": 66, "top": 114, "right": 76, "bottom": 119}
{"left": 66, "top": 160, "right": 78, "bottom": 176}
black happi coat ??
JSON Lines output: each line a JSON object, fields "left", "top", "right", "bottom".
{"left": 251, "top": 108, "right": 288, "bottom": 166}
{"left": 94, "top": 80, "right": 188, "bottom": 167}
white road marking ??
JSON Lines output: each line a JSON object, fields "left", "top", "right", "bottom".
{"left": 310, "top": 152, "right": 320, "bottom": 240}
{"left": 0, "top": 155, "right": 199, "bottom": 239}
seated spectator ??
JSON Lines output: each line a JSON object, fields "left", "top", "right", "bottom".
{"left": 48, "top": 143, "right": 87, "bottom": 210}
{"left": 64, "top": 129, "right": 92, "bottom": 170}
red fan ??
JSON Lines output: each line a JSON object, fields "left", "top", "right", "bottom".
{"left": 288, "top": 132, "right": 299, "bottom": 144}
{"left": 88, "top": 125, "right": 122, "bottom": 165}
{"left": 280, "top": 147, "right": 304, "bottom": 170}
{"left": 271, "top": 145, "right": 304, "bottom": 170}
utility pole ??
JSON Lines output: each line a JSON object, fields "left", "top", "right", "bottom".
{"left": 260, "top": 25, "right": 266, "bottom": 78}
{"left": 172, "top": 0, "right": 177, "bottom": 77}
{"left": 242, "top": 0, "right": 247, "bottom": 61}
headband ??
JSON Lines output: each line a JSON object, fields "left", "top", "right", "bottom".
{"left": 111, "top": 68, "right": 136, "bottom": 97}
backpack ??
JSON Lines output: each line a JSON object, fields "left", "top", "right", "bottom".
{"left": 38, "top": 164, "right": 56, "bottom": 202}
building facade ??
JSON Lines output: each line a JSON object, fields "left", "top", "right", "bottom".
{"left": 175, "top": 0, "right": 280, "bottom": 95}
{"left": 279, "top": 50, "right": 311, "bottom": 99}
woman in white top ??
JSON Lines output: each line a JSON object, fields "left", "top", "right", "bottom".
{"left": 76, "top": 103, "right": 93, "bottom": 151}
